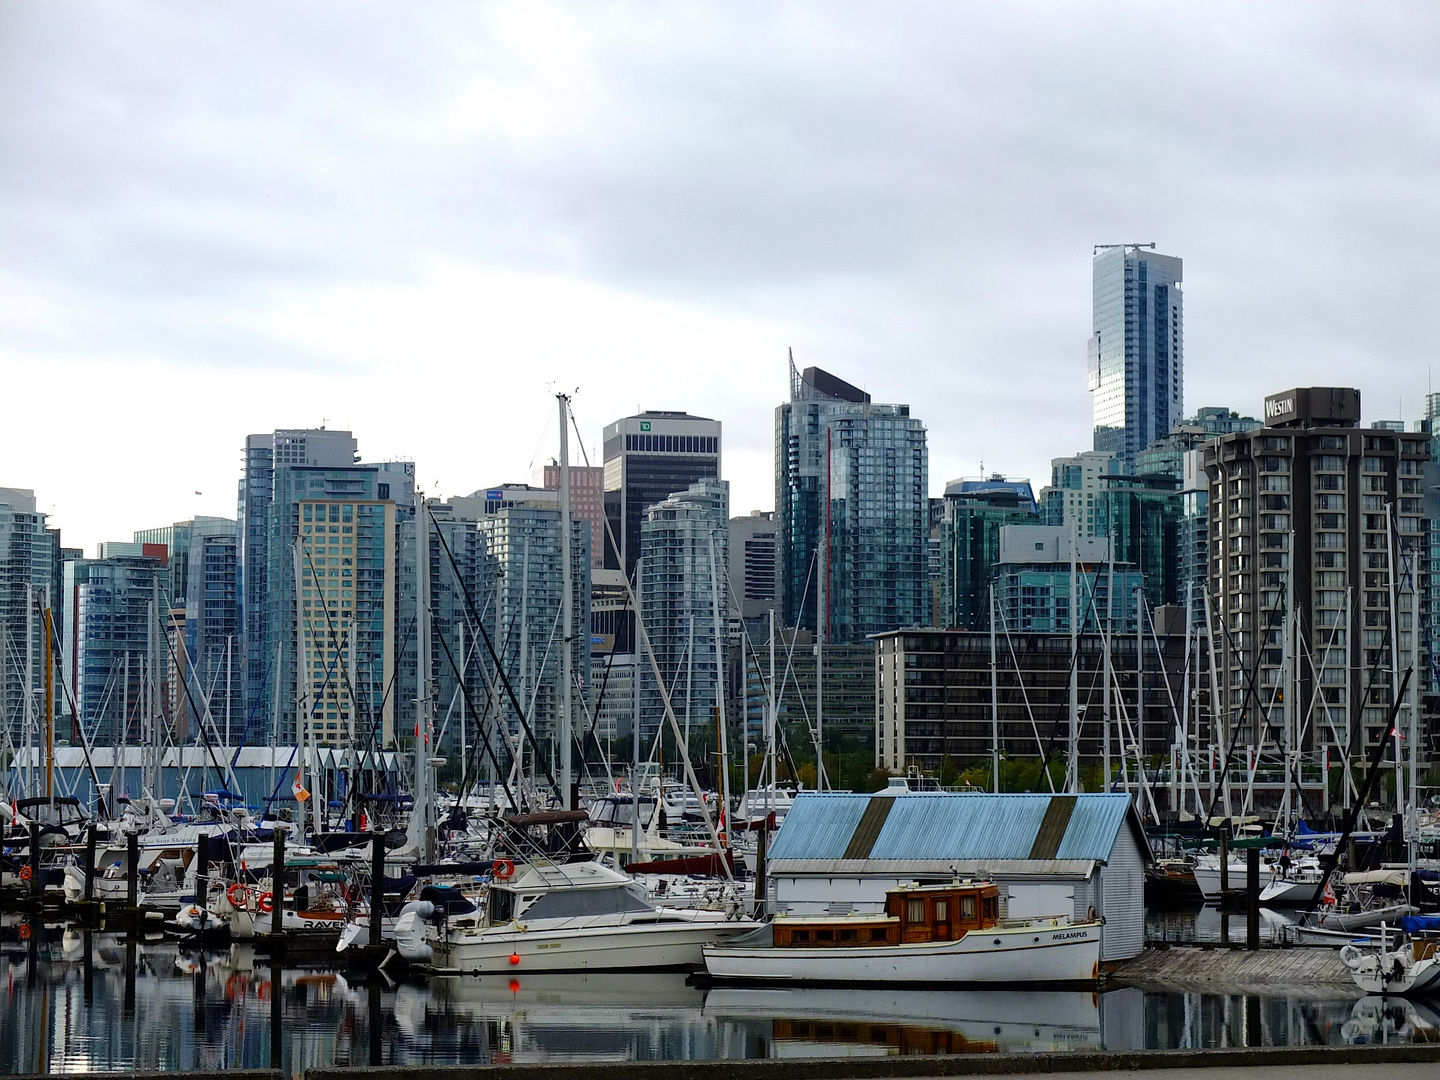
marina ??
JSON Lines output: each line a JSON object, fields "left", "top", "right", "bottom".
{"left": 3, "top": 358, "right": 1438, "bottom": 1073}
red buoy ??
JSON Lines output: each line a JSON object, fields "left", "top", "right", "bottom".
{"left": 509, "top": 953, "right": 521, "bottom": 966}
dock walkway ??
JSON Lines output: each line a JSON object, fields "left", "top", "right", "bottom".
{"left": 1112, "top": 945, "right": 1353, "bottom": 990}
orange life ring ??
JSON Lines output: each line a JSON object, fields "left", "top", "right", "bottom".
{"left": 494, "top": 859, "right": 516, "bottom": 881}
{"left": 257, "top": 891, "right": 274, "bottom": 913}
{"left": 227, "top": 883, "right": 250, "bottom": 908}
{"left": 18, "top": 923, "right": 31, "bottom": 940}
{"left": 19, "top": 865, "right": 32, "bottom": 881}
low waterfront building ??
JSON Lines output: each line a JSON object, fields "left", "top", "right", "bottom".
{"left": 765, "top": 789, "right": 1150, "bottom": 962}
{"left": 870, "top": 626, "right": 1225, "bottom": 811}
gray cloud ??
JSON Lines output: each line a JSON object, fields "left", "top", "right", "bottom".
{"left": 2, "top": 1, "right": 1438, "bottom": 547}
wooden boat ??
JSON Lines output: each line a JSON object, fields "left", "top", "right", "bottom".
{"left": 703, "top": 879, "right": 1101, "bottom": 985}
{"left": 1144, "top": 858, "right": 1203, "bottom": 904}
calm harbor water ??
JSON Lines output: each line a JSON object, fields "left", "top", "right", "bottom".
{"left": 0, "top": 921, "right": 1430, "bottom": 1075}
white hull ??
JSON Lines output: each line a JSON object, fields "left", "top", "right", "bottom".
{"left": 436, "top": 919, "right": 757, "bottom": 973}
{"left": 61, "top": 865, "right": 129, "bottom": 904}
{"left": 1345, "top": 947, "right": 1440, "bottom": 996}
{"left": 704, "top": 921, "right": 1101, "bottom": 985}
{"left": 1192, "top": 862, "right": 1248, "bottom": 899}
{"left": 1259, "top": 878, "right": 1324, "bottom": 908}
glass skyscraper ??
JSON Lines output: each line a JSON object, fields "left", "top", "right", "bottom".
{"left": 1089, "top": 245, "right": 1184, "bottom": 465}
{"left": 776, "top": 363, "right": 929, "bottom": 645}
{"left": 638, "top": 478, "right": 728, "bottom": 743}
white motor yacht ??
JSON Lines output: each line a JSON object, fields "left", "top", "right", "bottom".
{"left": 393, "top": 858, "right": 757, "bottom": 973}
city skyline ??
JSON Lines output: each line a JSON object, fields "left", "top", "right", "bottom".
{"left": 3, "top": 4, "right": 1438, "bottom": 553}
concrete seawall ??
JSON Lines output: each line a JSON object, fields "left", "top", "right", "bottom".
{"left": 12, "top": 1045, "right": 1440, "bottom": 1080}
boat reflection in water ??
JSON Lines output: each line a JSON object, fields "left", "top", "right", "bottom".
{"left": 703, "top": 987, "right": 1119, "bottom": 1056}
{"left": 1, "top": 927, "right": 1436, "bottom": 1076}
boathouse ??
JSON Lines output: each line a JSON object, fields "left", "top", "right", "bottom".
{"left": 764, "top": 791, "right": 1151, "bottom": 962}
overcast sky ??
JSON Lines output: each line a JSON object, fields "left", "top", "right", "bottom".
{"left": 3, "top": 2, "right": 1438, "bottom": 553}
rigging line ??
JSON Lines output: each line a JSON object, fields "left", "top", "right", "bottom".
{"left": 43, "top": 614, "right": 107, "bottom": 817}
{"left": 1203, "top": 581, "right": 1302, "bottom": 824}
{"left": 156, "top": 605, "right": 238, "bottom": 801}
{"left": 718, "top": 550, "right": 813, "bottom": 784}
{"left": 735, "top": 553, "right": 811, "bottom": 785}
{"left": 431, "top": 592, "right": 519, "bottom": 814}
{"left": 995, "top": 600, "right": 1056, "bottom": 792}
{"left": 1035, "top": 550, "right": 1107, "bottom": 784}
{"left": 567, "top": 408, "right": 730, "bottom": 874}
{"left": 573, "top": 666, "right": 616, "bottom": 792}
{"left": 428, "top": 505, "right": 561, "bottom": 800}
{"left": 451, "top": 558, "right": 536, "bottom": 805}
{"left": 1344, "top": 515, "right": 1407, "bottom": 763}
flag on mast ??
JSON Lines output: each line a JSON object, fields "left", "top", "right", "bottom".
{"left": 292, "top": 768, "right": 310, "bottom": 803}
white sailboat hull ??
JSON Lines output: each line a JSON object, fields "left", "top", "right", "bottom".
{"left": 703, "top": 921, "right": 1102, "bottom": 985}
{"left": 436, "top": 918, "right": 757, "bottom": 973}
{"left": 1259, "top": 878, "right": 1324, "bottom": 908}
{"left": 1345, "top": 946, "right": 1440, "bottom": 996}
{"left": 1192, "top": 862, "right": 1247, "bottom": 899}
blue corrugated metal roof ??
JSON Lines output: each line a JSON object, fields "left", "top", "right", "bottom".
{"left": 767, "top": 793, "right": 872, "bottom": 860}
{"left": 768, "top": 792, "right": 1133, "bottom": 863}
{"left": 1055, "top": 793, "right": 1131, "bottom": 861}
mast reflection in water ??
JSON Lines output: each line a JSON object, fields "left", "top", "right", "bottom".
{"left": 1, "top": 925, "right": 1434, "bottom": 1076}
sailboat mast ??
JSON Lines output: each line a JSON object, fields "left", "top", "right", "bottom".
{"left": 558, "top": 392, "right": 574, "bottom": 809}
{"left": 707, "top": 532, "right": 730, "bottom": 846}
{"left": 767, "top": 607, "right": 776, "bottom": 814}
{"left": 818, "top": 431, "right": 828, "bottom": 791}
{"left": 43, "top": 592, "right": 54, "bottom": 806}
{"left": 1102, "top": 534, "right": 1112, "bottom": 793}
{"left": 1068, "top": 527, "right": 1079, "bottom": 793}
{"left": 989, "top": 584, "right": 998, "bottom": 793}
{"left": 415, "top": 490, "right": 433, "bottom": 861}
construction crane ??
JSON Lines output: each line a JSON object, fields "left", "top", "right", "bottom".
{"left": 1093, "top": 242, "right": 1157, "bottom": 255}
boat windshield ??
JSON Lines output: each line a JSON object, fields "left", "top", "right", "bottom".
{"left": 519, "top": 884, "right": 654, "bottom": 921}
{"left": 589, "top": 797, "right": 657, "bottom": 828}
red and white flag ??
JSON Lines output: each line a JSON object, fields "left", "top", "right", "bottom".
{"left": 292, "top": 769, "right": 311, "bottom": 803}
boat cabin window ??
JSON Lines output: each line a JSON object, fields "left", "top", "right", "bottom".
{"left": 907, "top": 898, "right": 924, "bottom": 922}
{"left": 519, "top": 884, "right": 654, "bottom": 921}
{"left": 490, "top": 888, "right": 515, "bottom": 923}
{"left": 961, "top": 896, "right": 976, "bottom": 920}
{"left": 935, "top": 900, "right": 948, "bottom": 922}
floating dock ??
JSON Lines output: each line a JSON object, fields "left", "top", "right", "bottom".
{"left": 1112, "top": 944, "right": 1353, "bottom": 990}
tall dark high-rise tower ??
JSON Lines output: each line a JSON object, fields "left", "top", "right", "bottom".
{"left": 601, "top": 411, "right": 722, "bottom": 582}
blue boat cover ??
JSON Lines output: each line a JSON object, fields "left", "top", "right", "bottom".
{"left": 1399, "top": 915, "right": 1440, "bottom": 933}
